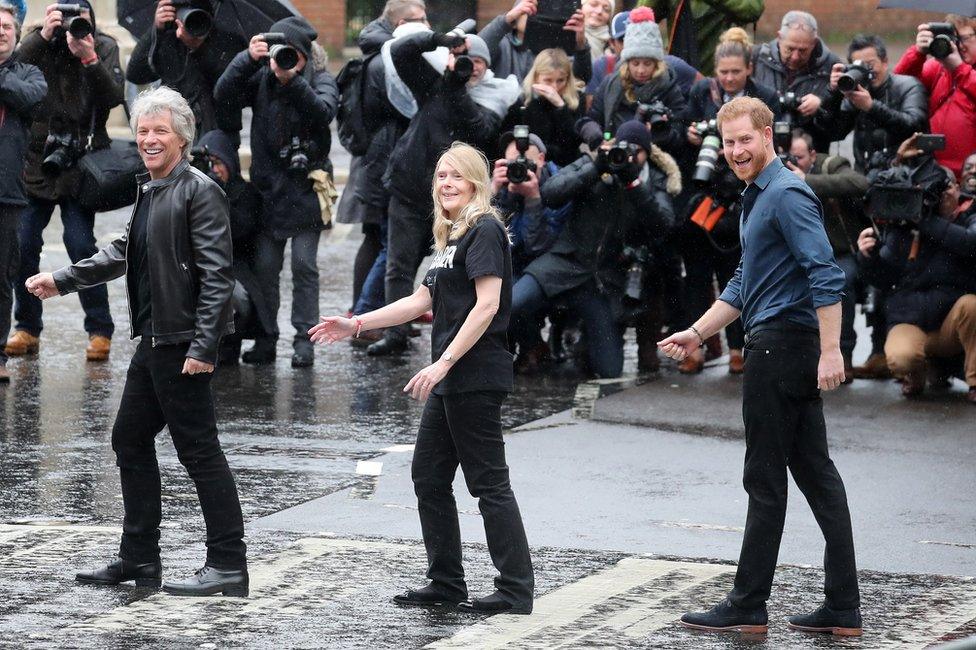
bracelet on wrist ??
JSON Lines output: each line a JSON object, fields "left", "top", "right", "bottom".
{"left": 81, "top": 55, "right": 99, "bottom": 66}
{"left": 688, "top": 325, "right": 705, "bottom": 348}
{"left": 354, "top": 317, "right": 364, "bottom": 339}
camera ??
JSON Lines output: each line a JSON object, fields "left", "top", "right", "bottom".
{"left": 167, "top": 0, "right": 213, "bottom": 39}
{"left": 54, "top": 4, "right": 92, "bottom": 39}
{"left": 452, "top": 55, "right": 474, "bottom": 83}
{"left": 777, "top": 91, "right": 801, "bottom": 117}
{"left": 867, "top": 161, "right": 950, "bottom": 227}
{"left": 622, "top": 245, "right": 652, "bottom": 303}
{"left": 928, "top": 22, "right": 957, "bottom": 60}
{"left": 692, "top": 119, "right": 722, "bottom": 185}
{"left": 279, "top": 136, "right": 309, "bottom": 177}
{"left": 189, "top": 145, "right": 224, "bottom": 184}
{"left": 635, "top": 100, "right": 671, "bottom": 137}
{"left": 41, "top": 133, "right": 83, "bottom": 176}
{"left": 260, "top": 33, "right": 300, "bottom": 70}
{"left": 773, "top": 121, "right": 798, "bottom": 166}
{"left": 505, "top": 125, "right": 538, "bottom": 185}
{"left": 837, "top": 60, "right": 875, "bottom": 92}
{"left": 606, "top": 141, "right": 636, "bottom": 172}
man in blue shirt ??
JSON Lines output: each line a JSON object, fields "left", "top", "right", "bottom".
{"left": 658, "top": 96, "right": 861, "bottom": 637}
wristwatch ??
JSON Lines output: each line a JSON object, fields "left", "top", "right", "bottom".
{"left": 441, "top": 351, "right": 455, "bottom": 363}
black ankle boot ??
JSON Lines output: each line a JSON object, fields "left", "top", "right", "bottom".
{"left": 242, "top": 338, "right": 276, "bottom": 364}
{"left": 680, "top": 598, "right": 768, "bottom": 633}
{"left": 366, "top": 333, "right": 408, "bottom": 357}
{"left": 788, "top": 603, "right": 862, "bottom": 636}
{"left": 75, "top": 556, "right": 162, "bottom": 587}
{"left": 457, "top": 590, "right": 532, "bottom": 615}
{"left": 162, "top": 565, "right": 249, "bottom": 597}
{"left": 392, "top": 584, "right": 464, "bottom": 608}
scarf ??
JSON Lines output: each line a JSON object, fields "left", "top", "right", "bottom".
{"left": 585, "top": 25, "right": 610, "bottom": 61}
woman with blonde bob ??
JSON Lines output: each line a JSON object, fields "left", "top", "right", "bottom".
{"left": 309, "top": 142, "right": 534, "bottom": 615}
{"left": 502, "top": 47, "right": 585, "bottom": 166}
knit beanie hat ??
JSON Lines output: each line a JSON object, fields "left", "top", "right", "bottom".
{"left": 620, "top": 7, "right": 663, "bottom": 62}
{"left": 615, "top": 120, "right": 651, "bottom": 153}
{"left": 269, "top": 16, "right": 317, "bottom": 60}
{"left": 465, "top": 34, "right": 492, "bottom": 66}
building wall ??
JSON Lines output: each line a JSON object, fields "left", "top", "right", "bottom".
{"left": 294, "top": 0, "right": 346, "bottom": 54}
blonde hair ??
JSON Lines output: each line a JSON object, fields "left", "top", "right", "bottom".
{"left": 619, "top": 58, "right": 668, "bottom": 104}
{"left": 522, "top": 48, "right": 582, "bottom": 111}
{"left": 716, "top": 96, "right": 773, "bottom": 134}
{"left": 714, "top": 27, "right": 753, "bottom": 68}
{"left": 947, "top": 13, "right": 976, "bottom": 32}
{"left": 431, "top": 143, "right": 504, "bottom": 251}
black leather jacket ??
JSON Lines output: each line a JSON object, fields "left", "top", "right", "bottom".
{"left": 52, "top": 161, "right": 234, "bottom": 363}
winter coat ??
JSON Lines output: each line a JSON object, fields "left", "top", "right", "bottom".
{"left": 587, "top": 53, "right": 700, "bottom": 98}
{"left": 816, "top": 73, "right": 928, "bottom": 174}
{"left": 681, "top": 76, "right": 781, "bottom": 124}
{"left": 214, "top": 49, "right": 339, "bottom": 239}
{"left": 895, "top": 46, "right": 976, "bottom": 179}
{"left": 751, "top": 37, "right": 841, "bottom": 151}
{"left": 384, "top": 31, "right": 501, "bottom": 213}
{"left": 357, "top": 17, "right": 394, "bottom": 55}
{"left": 126, "top": 27, "right": 247, "bottom": 139}
{"left": 527, "top": 151, "right": 677, "bottom": 298}
{"left": 859, "top": 207, "right": 976, "bottom": 332}
{"left": 478, "top": 14, "right": 592, "bottom": 84}
{"left": 0, "top": 55, "right": 48, "bottom": 207}
{"left": 804, "top": 154, "right": 870, "bottom": 256}
{"left": 17, "top": 27, "right": 124, "bottom": 203}
{"left": 578, "top": 65, "right": 687, "bottom": 155}
{"left": 500, "top": 91, "right": 585, "bottom": 167}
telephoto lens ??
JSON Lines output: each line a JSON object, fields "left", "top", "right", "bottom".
{"left": 928, "top": 22, "right": 957, "bottom": 60}
{"left": 453, "top": 55, "right": 474, "bottom": 82}
{"left": 693, "top": 133, "right": 723, "bottom": 185}
{"left": 54, "top": 5, "right": 92, "bottom": 39}
{"left": 837, "top": 60, "right": 872, "bottom": 93}
{"left": 261, "top": 33, "right": 299, "bottom": 70}
{"left": 606, "top": 142, "right": 631, "bottom": 168}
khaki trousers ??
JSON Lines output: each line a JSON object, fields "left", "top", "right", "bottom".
{"left": 885, "top": 294, "right": 976, "bottom": 387}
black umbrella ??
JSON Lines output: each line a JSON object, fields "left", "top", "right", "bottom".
{"left": 118, "top": 0, "right": 302, "bottom": 41}
{"left": 877, "top": 0, "right": 976, "bottom": 15}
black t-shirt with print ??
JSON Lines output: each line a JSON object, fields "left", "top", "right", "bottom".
{"left": 422, "top": 216, "right": 514, "bottom": 395}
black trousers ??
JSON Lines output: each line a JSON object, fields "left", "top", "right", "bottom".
{"left": 412, "top": 391, "right": 534, "bottom": 608}
{"left": 384, "top": 196, "right": 431, "bottom": 341}
{"left": 0, "top": 207, "right": 20, "bottom": 364}
{"left": 113, "top": 338, "right": 246, "bottom": 569}
{"left": 729, "top": 326, "right": 859, "bottom": 610}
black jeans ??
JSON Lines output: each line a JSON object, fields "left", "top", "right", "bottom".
{"left": 0, "top": 207, "right": 21, "bottom": 364}
{"left": 112, "top": 338, "right": 246, "bottom": 569}
{"left": 412, "top": 391, "right": 534, "bottom": 608}
{"left": 384, "top": 196, "right": 431, "bottom": 341}
{"left": 729, "top": 326, "right": 859, "bottom": 610}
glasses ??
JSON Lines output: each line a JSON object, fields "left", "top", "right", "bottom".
{"left": 959, "top": 32, "right": 976, "bottom": 43}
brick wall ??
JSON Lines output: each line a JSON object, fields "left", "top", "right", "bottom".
{"left": 295, "top": 0, "right": 346, "bottom": 54}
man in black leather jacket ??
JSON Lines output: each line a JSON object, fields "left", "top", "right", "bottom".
{"left": 26, "top": 87, "right": 248, "bottom": 597}
{"left": 510, "top": 120, "right": 677, "bottom": 378}
{"left": 816, "top": 34, "right": 928, "bottom": 174}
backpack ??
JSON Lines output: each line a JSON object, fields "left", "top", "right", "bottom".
{"left": 335, "top": 52, "right": 379, "bottom": 156}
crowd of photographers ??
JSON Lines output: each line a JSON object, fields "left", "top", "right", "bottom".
{"left": 0, "top": 0, "right": 973, "bottom": 402}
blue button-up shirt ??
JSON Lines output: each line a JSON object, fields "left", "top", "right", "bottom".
{"left": 718, "top": 157, "right": 845, "bottom": 331}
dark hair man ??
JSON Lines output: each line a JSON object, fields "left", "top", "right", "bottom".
{"left": 896, "top": 15, "right": 976, "bottom": 178}
{"left": 9, "top": 1, "right": 123, "bottom": 362}
{"left": 0, "top": 1, "right": 47, "bottom": 382}
{"left": 126, "top": 0, "right": 247, "bottom": 141}
{"left": 857, "top": 161, "right": 976, "bottom": 403}
{"left": 215, "top": 17, "right": 339, "bottom": 368}
{"left": 815, "top": 34, "right": 927, "bottom": 174}
{"left": 750, "top": 10, "right": 841, "bottom": 151}
{"left": 787, "top": 129, "right": 870, "bottom": 381}
{"left": 659, "top": 96, "right": 861, "bottom": 637}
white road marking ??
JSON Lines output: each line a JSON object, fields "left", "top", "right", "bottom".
{"left": 380, "top": 444, "right": 415, "bottom": 453}
{"left": 355, "top": 460, "right": 384, "bottom": 476}
{"left": 874, "top": 583, "right": 976, "bottom": 648}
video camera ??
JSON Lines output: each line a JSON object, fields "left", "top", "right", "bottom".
{"left": 53, "top": 4, "right": 92, "bottom": 39}
{"left": 928, "top": 22, "right": 957, "bottom": 60}
{"left": 41, "top": 132, "right": 84, "bottom": 176}
{"left": 867, "top": 160, "right": 950, "bottom": 227}
{"left": 505, "top": 125, "right": 538, "bottom": 185}
{"left": 635, "top": 100, "right": 671, "bottom": 140}
{"left": 260, "top": 32, "right": 300, "bottom": 70}
{"left": 837, "top": 60, "right": 874, "bottom": 92}
{"left": 279, "top": 136, "right": 309, "bottom": 178}
{"left": 167, "top": 0, "right": 212, "bottom": 39}
{"left": 692, "top": 119, "right": 722, "bottom": 185}
{"left": 773, "top": 121, "right": 798, "bottom": 166}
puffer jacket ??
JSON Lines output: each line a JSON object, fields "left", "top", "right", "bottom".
{"left": 816, "top": 72, "right": 928, "bottom": 173}
{"left": 214, "top": 46, "right": 338, "bottom": 239}
{"left": 527, "top": 150, "right": 677, "bottom": 298}
{"left": 0, "top": 54, "right": 48, "bottom": 206}
{"left": 52, "top": 160, "right": 234, "bottom": 363}
{"left": 859, "top": 207, "right": 976, "bottom": 332}
{"left": 17, "top": 25, "right": 124, "bottom": 203}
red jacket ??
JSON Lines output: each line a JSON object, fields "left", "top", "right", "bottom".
{"left": 895, "top": 46, "right": 976, "bottom": 178}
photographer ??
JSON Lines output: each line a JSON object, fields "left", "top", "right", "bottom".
{"left": 478, "top": 0, "right": 592, "bottom": 84}
{"left": 367, "top": 29, "right": 510, "bottom": 356}
{"left": 895, "top": 16, "right": 976, "bottom": 178}
{"left": 0, "top": 2, "right": 47, "bottom": 381}
{"left": 510, "top": 120, "right": 677, "bottom": 378}
{"left": 578, "top": 7, "right": 686, "bottom": 156}
{"left": 126, "top": 0, "right": 247, "bottom": 141}
{"left": 9, "top": 1, "right": 123, "bottom": 362}
{"left": 751, "top": 11, "right": 841, "bottom": 151}
{"left": 214, "top": 17, "right": 339, "bottom": 368}
{"left": 817, "top": 34, "right": 927, "bottom": 174}
{"left": 857, "top": 159, "right": 976, "bottom": 402}
{"left": 788, "top": 129, "right": 870, "bottom": 382}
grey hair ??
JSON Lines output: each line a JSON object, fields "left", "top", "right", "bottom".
{"left": 779, "top": 10, "right": 818, "bottom": 36}
{"left": 382, "top": 0, "right": 425, "bottom": 24}
{"left": 0, "top": 1, "right": 21, "bottom": 41}
{"left": 129, "top": 86, "right": 196, "bottom": 155}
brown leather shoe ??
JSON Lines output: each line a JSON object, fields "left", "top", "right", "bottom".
{"left": 4, "top": 330, "right": 39, "bottom": 356}
{"left": 85, "top": 335, "right": 111, "bottom": 362}
{"left": 901, "top": 375, "right": 925, "bottom": 397}
{"left": 728, "top": 349, "right": 744, "bottom": 374}
{"left": 852, "top": 352, "right": 892, "bottom": 379}
{"left": 678, "top": 348, "right": 705, "bottom": 374}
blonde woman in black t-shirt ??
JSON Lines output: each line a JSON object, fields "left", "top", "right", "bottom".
{"left": 310, "top": 142, "right": 534, "bottom": 615}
